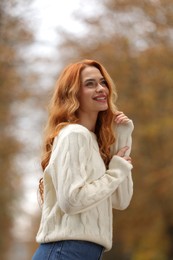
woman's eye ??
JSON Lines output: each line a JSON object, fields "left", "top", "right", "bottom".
{"left": 84, "top": 79, "right": 108, "bottom": 88}
{"left": 86, "top": 81, "right": 95, "bottom": 87}
{"left": 100, "top": 80, "right": 108, "bottom": 87}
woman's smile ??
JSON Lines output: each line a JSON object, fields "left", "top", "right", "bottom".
{"left": 78, "top": 66, "right": 109, "bottom": 117}
{"left": 93, "top": 94, "right": 107, "bottom": 103}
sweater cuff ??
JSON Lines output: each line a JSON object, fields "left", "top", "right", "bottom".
{"left": 109, "top": 155, "right": 133, "bottom": 172}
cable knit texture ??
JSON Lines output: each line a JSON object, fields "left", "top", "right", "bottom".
{"left": 36, "top": 121, "right": 134, "bottom": 251}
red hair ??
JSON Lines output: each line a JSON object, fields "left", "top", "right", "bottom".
{"left": 39, "top": 59, "right": 118, "bottom": 202}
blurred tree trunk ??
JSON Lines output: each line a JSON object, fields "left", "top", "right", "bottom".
{"left": 0, "top": 1, "right": 33, "bottom": 259}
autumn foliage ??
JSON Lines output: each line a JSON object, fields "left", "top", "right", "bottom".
{"left": 1, "top": 0, "right": 173, "bottom": 259}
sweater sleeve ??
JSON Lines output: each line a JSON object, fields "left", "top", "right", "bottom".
{"left": 111, "top": 120, "right": 134, "bottom": 210}
{"left": 49, "top": 130, "right": 133, "bottom": 215}
{"left": 111, "top": 120, "right": 134, "bottom": 156}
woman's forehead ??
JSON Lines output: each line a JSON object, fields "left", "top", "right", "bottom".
{"left": 81, "top": 66, "right": 103, "bottom": 80}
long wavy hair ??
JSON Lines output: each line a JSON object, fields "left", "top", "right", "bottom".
{"left": 39, "top": 59, "right": 118, "bottom": 202}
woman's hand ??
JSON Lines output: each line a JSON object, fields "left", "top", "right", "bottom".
{"left": 115, "top": 111, "right": 131, "bottom": 125}
{"left": 116, "top": 146, "right": 132, "bottom": 164}
{"left": 114, "top": 111, "right": 133, "bottom": 164}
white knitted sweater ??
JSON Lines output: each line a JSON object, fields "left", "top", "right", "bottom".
{"left": 36, "top": 121, "right": 134, "bottom": 251}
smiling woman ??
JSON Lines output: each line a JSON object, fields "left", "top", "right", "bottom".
{"left": 77, "top": 66, "right": 110, "bottom": 131}
{"left": 32, "top": 59, "right": 134, "bottom": 260}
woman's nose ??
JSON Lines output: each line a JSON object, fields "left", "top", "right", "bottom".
{"left": 95, "top": 83, "right": 104, "bottom": 92}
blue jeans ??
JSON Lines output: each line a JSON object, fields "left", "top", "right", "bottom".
{"left": 32, "top": 240, "right": 104, "bottom": 260}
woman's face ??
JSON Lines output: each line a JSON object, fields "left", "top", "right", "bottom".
{"left": 78, "top": 66, "right": 109, "bottom": 117}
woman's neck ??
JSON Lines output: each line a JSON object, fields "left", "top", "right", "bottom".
{"left": 78, "top": 112, "right": 98, "bottom": 132}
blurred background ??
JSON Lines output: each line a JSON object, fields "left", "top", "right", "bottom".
{"left": 0, "top": 0, "right": 173, "bottom": 259}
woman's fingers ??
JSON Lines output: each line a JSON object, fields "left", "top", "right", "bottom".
{"left": 115, "top": 111, "right": 131, "bottom": 124}
{"left": 125, "top": 156, "right": 132, "bottom": 163}
{"left": 116, "top": 146, "right": 129, "bottom": 157}
{"left": 116, "top": 147, "right": 132, "bottom": 164}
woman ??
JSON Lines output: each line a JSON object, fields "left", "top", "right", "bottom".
{"left": 32, "top": 59, "right": 134, "bottom": 260}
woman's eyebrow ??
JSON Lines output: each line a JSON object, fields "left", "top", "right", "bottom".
{"left": 83, "top": 78, "right": 96, "bottom": 85}
{"left": 84, "top": 77, "right": 105, "bottom": 83}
